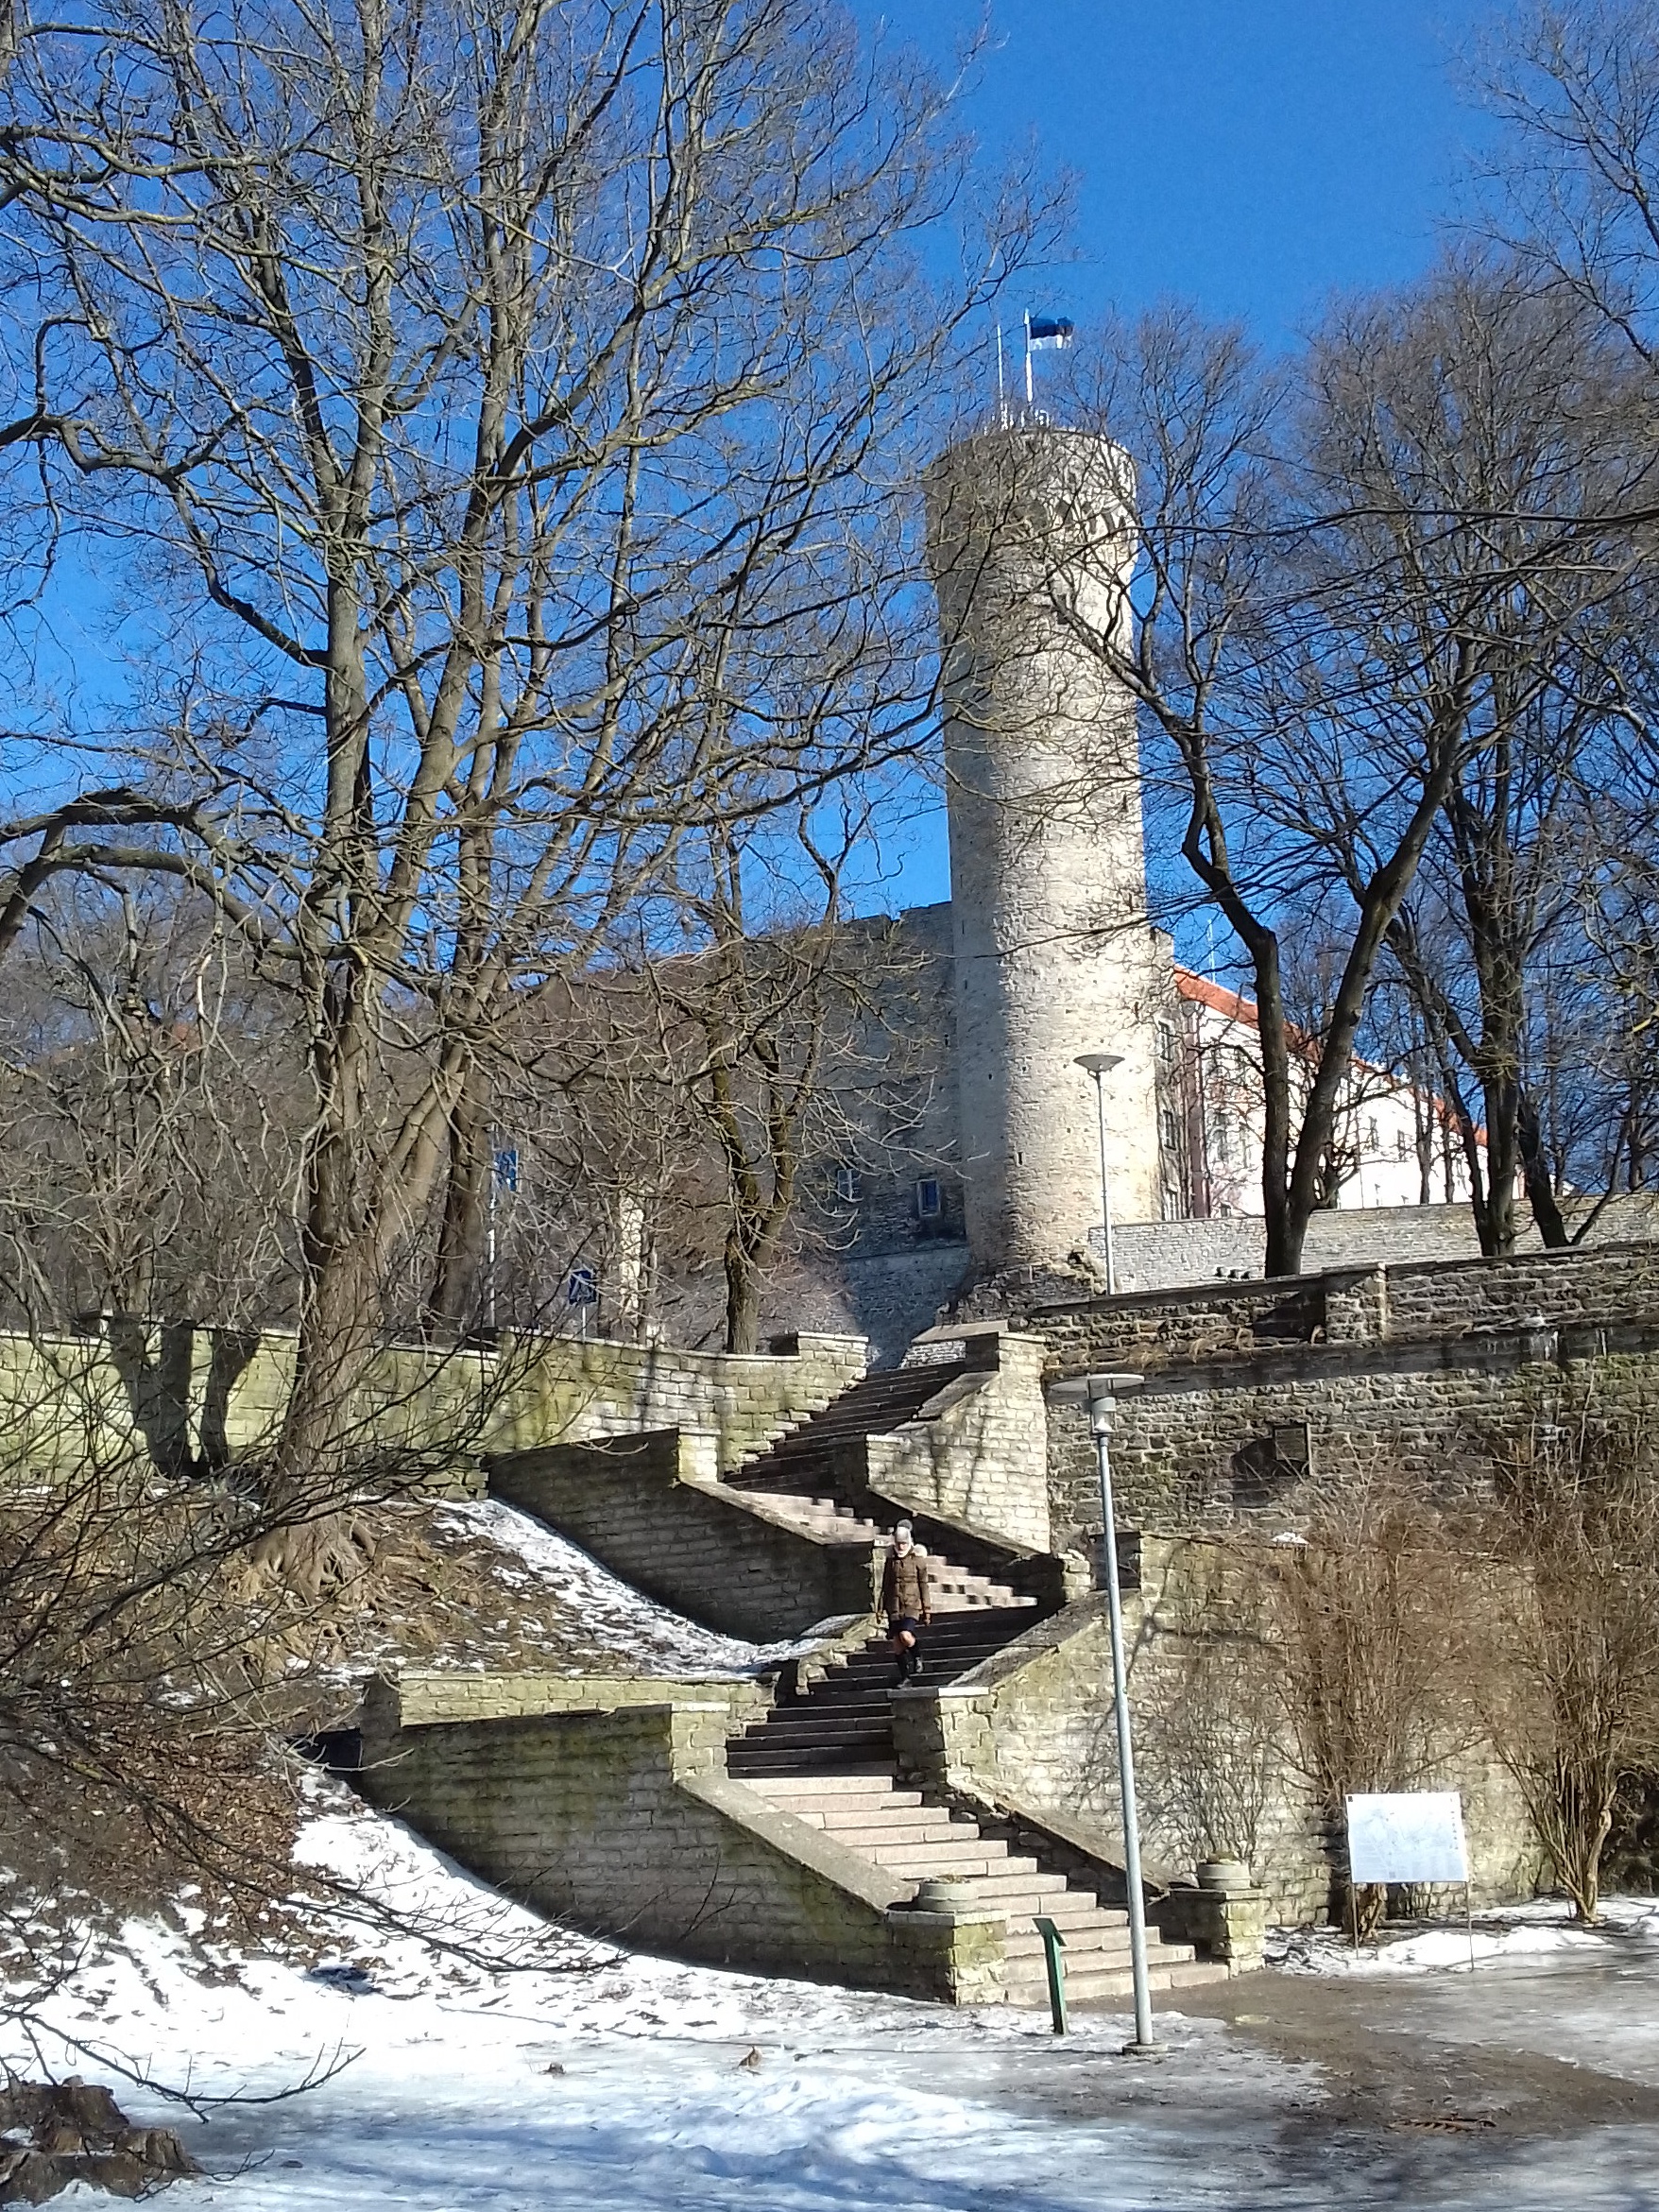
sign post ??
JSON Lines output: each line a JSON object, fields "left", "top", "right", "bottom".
{"left": 1344, "top": 1792, "right": 1473, "bottom": 1966}
{"left": 567, "top": 1265, "right": 598, "bottom": 1340}
{"left": 487, "top": 1143, "right": 519, "bottom": 1332}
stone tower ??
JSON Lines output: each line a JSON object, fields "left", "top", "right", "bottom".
{"left": 924, "top": 426, "right": 1162, "bottom": 1277}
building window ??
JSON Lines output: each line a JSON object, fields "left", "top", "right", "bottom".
{"left": 833, "top": 1165, "right": 859, "bottom": 1203}
{"left": 1395, "top": 1131, "right": 1411, "bottom": 1161}
{"left": 1156, "top": 1020, "right": 1176, "bottom": 1068}
{"left": 1365, "top": 1118, "right": 1379, "bottom": 1150}
{"left": 915, "top": 1177, "right": 942, "bottom": 1219}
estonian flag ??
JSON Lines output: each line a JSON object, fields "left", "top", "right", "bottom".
{"left": 1026, "top": 314, "right": 1074, "bottom": 352}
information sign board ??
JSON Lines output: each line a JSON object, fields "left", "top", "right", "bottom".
{"left": 1344, "top": 1792, "right": 1469, "bottom": 1887}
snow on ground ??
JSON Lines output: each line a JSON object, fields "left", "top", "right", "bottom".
{"left": 1275, "top": 1895, "right": 1659, "bottom": 1977}
{"left": 429, "top": 1498, "right": 812, "bottom": 1675}
{"left": 1, "top": 1785, "right": 1271, "bottom": 2211}
{"left": 9, "top": 1788, "right": 1659, "bottom": 2209}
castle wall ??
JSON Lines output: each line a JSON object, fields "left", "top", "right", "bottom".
{"left": 1105, "top": 1192, "right": 1659, "bottom": 1291}
{"left": 1015, "top": 1240, "right": 1659, "bottom": 1546}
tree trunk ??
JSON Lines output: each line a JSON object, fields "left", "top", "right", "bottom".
{"left": 1517, "top": 1086, "right": 1570, "bottom": 1247}
{"left": 724, "top": 1228, "right": 761, "bottom": 1355}
{"left": 427, "top": 1067, "right": 490, "bottom": 1333}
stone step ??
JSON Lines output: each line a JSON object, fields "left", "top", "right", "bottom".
{"left": 1002, "top": 1959, "right": 1224, "bottom": 2006}
{"left": 809, "top": 1817, "right": 970, "bottom": 1846}
{"left": 742, "top": 1723, "right": 893, "bottom": 1754}
{"left": 748, "top": 1777, "right": 923, "bottom": 1806}
{"left": 871, "top": 1847, "right": 1029, "bottom": 1878}
{"left": 1003, "top": 1924, "right": 1140, "bottom": 1960}
{"left": 995, "top": 1897, "right": 1122, "bottom": 1933}
{"left": 727, "top": 1750, "right": 893, "bottom": 1775}
{"left": 949, "top": 1874, "right": 1074, "bottom": 1906}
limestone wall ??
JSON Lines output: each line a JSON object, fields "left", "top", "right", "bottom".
{"left": 369, "top": 1670, "right": 771, "bottom": 1729}
{"left": 867, "top": 1331, "right": 1052, "bottom": 1552}
{"left": 1044, "top": 1332, "right": 1659, "bottom": 1542}
{"left": 487, "top": 1431, "right": 880, "bottom": 1642}
{"left": 0, "top": 1321, "right": 868, "bottom": 1487}
{"left": 891, "top": 1553, "right": 1543, "bottom": 1926}
{"left": 358, "top": 1690, "right": 1005, "bottom": 2001}
{"left": 1107, "top": 1192, "right": 1659, "bottom": 1292}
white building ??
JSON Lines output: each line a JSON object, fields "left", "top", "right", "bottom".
{"left": 1168, "top": 970, "right": 1480, "bottom": 1223}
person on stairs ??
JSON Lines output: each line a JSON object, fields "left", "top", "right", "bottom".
{"left": 881, "top": 1522, "right": 932, "bottom": 1683}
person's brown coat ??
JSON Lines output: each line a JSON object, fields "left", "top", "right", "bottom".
{"left": 881, "top": 1545, "right": 931, "bottom": 1620}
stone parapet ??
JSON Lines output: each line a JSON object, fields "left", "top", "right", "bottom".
{"left": 487, "top": 1429, "right": 881, "bottom": 1643}
{"left": 357, "top": 1683, "right": 1010, "bottom": 2004}
{"left": 0, "top": 1318, "right": 870, "bottom": 1490}
{"left": 867, "top": 1329, "right": 1052, "bottom": 1552}
{"left": 1154, "top": 1886, "right": 1268, "bottom": 1974}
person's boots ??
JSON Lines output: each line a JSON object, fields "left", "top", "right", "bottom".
{"left": 907, "top": 1647, "right": 925, "bottom": 1681}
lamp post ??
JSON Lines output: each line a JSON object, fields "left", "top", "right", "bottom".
{"left": 1048, "top": 1368, "right": 1162, "bottom": 2054}
{"left": 1075, "top": 1051, "right": 1124, "bottom": 1294}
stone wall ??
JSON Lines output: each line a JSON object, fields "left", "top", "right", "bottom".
{"left": 369, "top": 1670, "right": 772, "bottom": 1730}
{"left": 1106, "top": 1192, "right": 1659, "bottom": 1293}
{"left": 890, "top": 1548, "right": 1543, "bottom": 1926}
{"left": 1045, "top": 1329, "right": 1659, "bottom": 1543}
{"left": 358, "top": 1688, "right": 1005, "bottom": 2002}
{"left": 487, "top": 1430, "right": 880, "bottom": 1642}
{"left": 866, "top": 1329, "right": 1052, "bottom": 1552}
{"left": 0, "top": 1320, "right": 868, "bottom": 1489}
{"left": 1024, "top": 1238, "right": 1659, "bottom": 1380}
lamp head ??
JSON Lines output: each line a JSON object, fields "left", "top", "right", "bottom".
{"left": 1074, "top": 1051, "right": 1124, "bottom": 1076}
{"left": 1049, "top": 1371, "right": 1144, "bottom": 1429}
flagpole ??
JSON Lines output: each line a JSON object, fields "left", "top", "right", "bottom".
{"left": 1023, "top": 309, "right": 1034, "bottom": 411}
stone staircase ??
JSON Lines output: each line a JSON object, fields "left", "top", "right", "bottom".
{"left": 728, "top": 1612, "right": 1029, "bottom": 1777}
{"left": 726, "top": 1606, "right": 1225, "bottom": 2008}
{"left": 470, "top": 1351, "right": 1229, "bottom": 2009}
{"left": 727, "top": 1362, "right": 968, "bottom": 1508}
{"left": 745, "top": 1774, "right": 1223, "bottom": 2007}
{"left": 744, "top": 1493, "right": 1037, "bottom": 1614}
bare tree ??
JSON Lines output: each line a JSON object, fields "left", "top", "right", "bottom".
{"left": 0, "top": 883, "right": 300, "bottom": 1331}
{"left": 1474, "top": 1404, "right": 1659, "bottom": 1923}
{"left": 0, "top": 0, "right": 1055, "bottom": 1563}
{"left": 1051, "top": 259, "right": 1650, "bottom": 1271}
{"left": 1272, "top": 1483, "right": 1476, "bottom": 1938}
{"left": 1483, "top": 0, "right": 1659, "bottom": 371}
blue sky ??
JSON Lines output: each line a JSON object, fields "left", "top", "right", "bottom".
{"left": 856, "top": 0, "right": 1497, "bottom": 909}
{"left": 870, "top": 0, "right": 1494, "bottom": 346}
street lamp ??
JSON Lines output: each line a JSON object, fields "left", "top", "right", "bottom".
{"left": 1047, "top": 1368, "right": 1162, "bottom": 2054}
{"left": 1075, "top": 1051, "right": 1124, "bottom": 1294}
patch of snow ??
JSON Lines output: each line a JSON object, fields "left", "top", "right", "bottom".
{"left": 1275, "top": 1897, "right": 1659, "bottom": 1976}
{"left": 431, "top": 1500, "right": 813, "bottom": 1676}
{"left": 0, "top": 1784, "right": 1291, "bottom": 2210}
{"left": 10, "top": 1789, "right": 1659, "bottom": 2208}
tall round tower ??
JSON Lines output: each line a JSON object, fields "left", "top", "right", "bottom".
{"left": 925, "top": 426, "right": 1162, "bottom": 1277}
